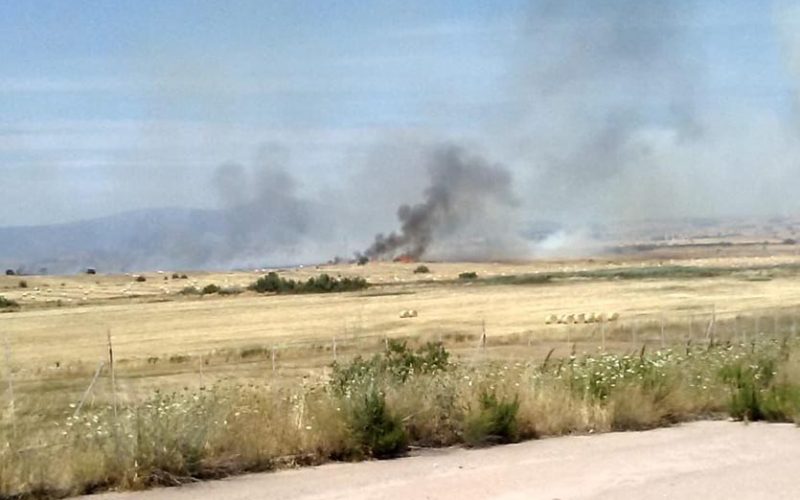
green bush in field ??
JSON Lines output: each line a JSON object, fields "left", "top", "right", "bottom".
{"left": 0, "top": 295, "right": 19, "bottom": 309}
{"left": 458, "top": 271, "right": 478, "bottom": 280}
{"left": 413, "top": 265, "right": 431, "bottom": 274}
{"left": 248, "top": 272, "right": 368, "bottom": 295}
{"left": 201, "top": 284, "right": 221, "bottom": 295}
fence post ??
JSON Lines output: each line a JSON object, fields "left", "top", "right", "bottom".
{"left": 774, "top": 311, "right": 779, "bottom": 338}
{"left": 74, "top": 361, "right": 105, "bottom": 418}
{"left": 601, "top": 321, "right": 606, "bottom": 351}
{"left": 742, "top": 316, "right": 748, "bottom": 345}
{"left": 3, "top": 335, "right": 16, "bottom": 441}
{"left": 199, "top": 353, "right": 205, "bottom": 387}
{"left": 106, "top": 329, "right": 117, "bottom": 419}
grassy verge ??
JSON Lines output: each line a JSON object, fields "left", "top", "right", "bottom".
{"left": 3, "top": 338, "right": 800, "bottom": 498}
{"left": 460, "top": 262, "right": 800, "bottom": 288}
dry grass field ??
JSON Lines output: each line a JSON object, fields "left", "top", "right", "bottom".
{"left": 3, "top": 252, "right": 800, "bottom": 369}
{"left": 4, "top": 245, "right": 800, "bottom": 497}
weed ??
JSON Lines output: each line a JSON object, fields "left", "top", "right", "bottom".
{"left": 465, "top": 390, "right": 520, "bottom": 446}
{"left": 346, "top": 387, "right": 407, "bottom": 458}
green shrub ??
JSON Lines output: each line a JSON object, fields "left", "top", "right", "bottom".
{"left": 347, "top": 387, "right": 407, "bottom": 458}
{"left": 413, "top": 265, "right": 431, "bottom": 274}
{"left": 718, "top": 351, "right": 800, "bottom": 422}
{"left": 249, "top": 272, "right": 368, "bottom": 295}
{"left": 134, "top": 275, "right": 146, "bottom": 282}
{"left": 239, "top": 346, "right": 269, "bottom": 359}
{"left": 18, "top": 280, "right": 27, "bottom": 288}
{"left": 0, "top": 296, "right": 19, "bottom": 309}
{"left": 171, "top": 273, "right": 180, "bottom": 279}
{"left": 201, "top": 284, "right": 221, "bottom": 295}
{"left": 330, "top": 340, "right": 451, "bottom": 394}
{"left": 458, "top": 271, "right": 478, "bottom": 280}
{"left": 218, "top": 286, "right": 243, "bottom": 296}
{"left": 179, "top": 286, "right": 200, "bottom": 295}
{"left": 465, "top": 390, "right": 520, "bottom": 446}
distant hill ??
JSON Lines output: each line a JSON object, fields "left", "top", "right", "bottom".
{"left": 0, "top": 207, "right": 312, "bottom": 274}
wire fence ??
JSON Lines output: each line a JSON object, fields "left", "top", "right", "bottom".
{"left": 5, "top": 302, "right": 800, "bottom": 425}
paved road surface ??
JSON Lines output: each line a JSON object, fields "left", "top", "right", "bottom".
{"left": 87, "top": 421, "right": 800, "bottom": 500}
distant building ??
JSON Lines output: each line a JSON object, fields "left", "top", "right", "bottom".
{"left": 86, "top": 268, "right": 97, "bottom": 275}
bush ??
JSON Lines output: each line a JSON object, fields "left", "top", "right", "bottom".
{"left": 413, "top": 265, "right": 431, "bottom": 274}
{"left": 201, "top": 284, "right": 221, "bottom": 295}
{"left": 330, "top": 340, "right": 451, "bottom": 393}
{"left": 464, "top": 390, "right": 520, "bottom": 446}
{"left": 171, "top": 273, "right": 180, "bottom": 279}
{"left": 347, "top": 387, "right": 407, "bottom": 458}
{"left": 0, "top": 296, "right": 19, "bottom": 309}
{"left": 249, "top": 272, "right": 368, "bottom": 295}
{"left": 18, "top": 280, "right": 27, "bottom": 288}
{"left": 218, "top": 286, "right": 243, "bottom": 296}
{"left": 719, "top": 352, "right": 800, "bottom": 422}
{"left": 179, "top": 286, "right": 200, "bottom": 295}
{"left": 134, "top": 275, "right": 146, "bottom": 282}
{"left": 458, "top": 271, "right": 478, "bottom": 280}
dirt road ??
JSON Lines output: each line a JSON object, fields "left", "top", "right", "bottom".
{"left": 87, "top": 421, "right": 800, "bottom": 500}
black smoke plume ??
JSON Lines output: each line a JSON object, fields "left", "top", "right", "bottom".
{"left": 361, "top": 145, "right": 516, "bottom": 261}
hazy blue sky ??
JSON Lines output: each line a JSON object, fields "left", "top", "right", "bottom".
{"left": 1, "top": 0, "right": 799, "bottom": 226}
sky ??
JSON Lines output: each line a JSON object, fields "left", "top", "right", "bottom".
{"left": 1, "top": 0, "right": 799, "bottom": 228}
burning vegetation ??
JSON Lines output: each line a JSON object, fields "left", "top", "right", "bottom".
{"left": 357, "top": 145, "right": 517, "bottom": 263}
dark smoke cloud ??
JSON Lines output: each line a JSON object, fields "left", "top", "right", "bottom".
{"left": 361, "top": 145, "right": 517, "bottom": 260}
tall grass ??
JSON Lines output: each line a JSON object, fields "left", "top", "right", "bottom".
{"left": 3, "top": 338, "right": 800, "bottom": 497}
